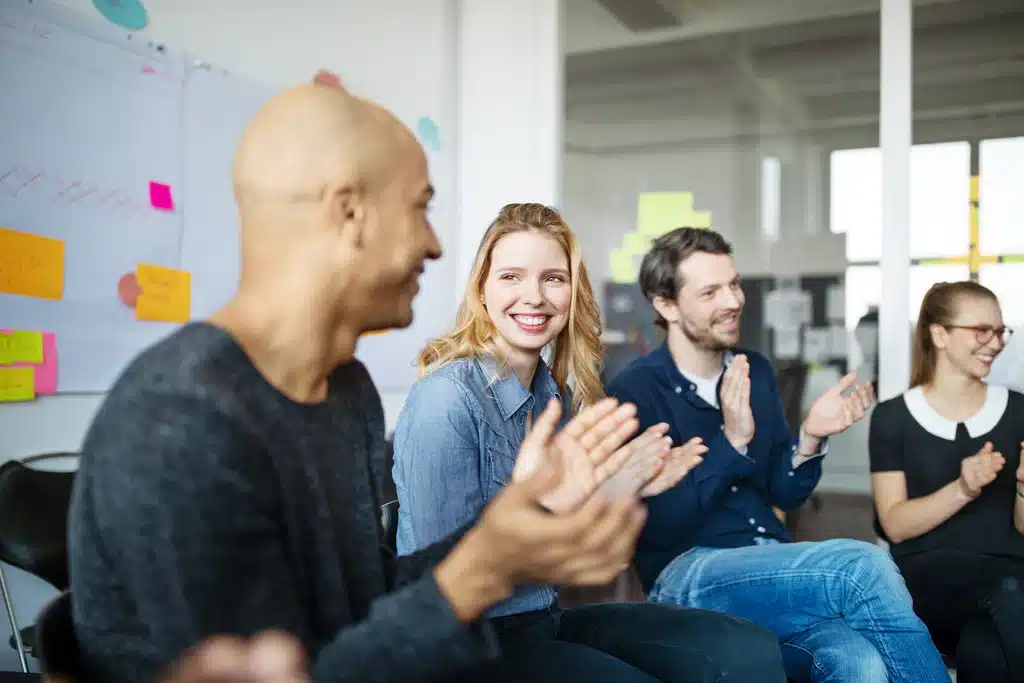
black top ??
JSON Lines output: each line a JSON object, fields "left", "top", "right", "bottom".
{"left": 869, "top": 385, "right": 1024, "bottom": 560}
{"left": 69, "top": 323, "right": 497, "bottom": 683}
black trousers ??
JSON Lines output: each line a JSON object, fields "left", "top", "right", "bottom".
{"left": 459, "top": 601, "right": 786, "bottom": 683}
{"left": 898, "top": 549, "right": 1024, "bottom": 683}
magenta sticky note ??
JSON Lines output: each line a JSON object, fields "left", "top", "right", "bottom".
{"left": 1, "top": 329, "right": 58, "bottom": 394}
{"left": 149, "top": 181, "right": 175, "bottom": 211}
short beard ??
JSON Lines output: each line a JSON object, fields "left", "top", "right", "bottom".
{"left": 679, "top": 317, "right": 732, "bottom": 352}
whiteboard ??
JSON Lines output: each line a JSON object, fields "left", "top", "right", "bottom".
{"left": 1, "top": 0, "right": 459, "bottom": 395}
{"left": 0, "top": 0, "right": 184, "bottom": 391}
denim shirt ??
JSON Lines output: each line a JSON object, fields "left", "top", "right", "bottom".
{"left": 392, "top": 355, "right": 564, "bottom": 617}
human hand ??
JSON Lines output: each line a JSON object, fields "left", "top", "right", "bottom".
{"left": 155, "top": 632, "right": 309, "bottom": 683}
{"left": 721, "top": 355, "right": 755, "bottom": 450}
{"left": 1017, "top": 442, "right": 1024, "bottom": 487}
{"left": 512, "top": 398, "right": 640, "bottom": 513}
{"left": 437, "top": 411, "right": 647, "bottom": 621}
{"left": 600, "top": 423, "right": 673, "bottom": 498}
{"left": 640, "top": 437, "right": 707, "bottom": 497}
{"left": 802, "top": 372, "right": 875, "bottom": 441}
{"left": 958, "top": 441, "right": 1005, "bottom": 499}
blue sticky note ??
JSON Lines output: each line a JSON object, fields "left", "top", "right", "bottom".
{"left": 91, "top": 0, "right": 149, "bottom": 31}
{"left": 416, "top": 116, "right": 441, "bottom": 152}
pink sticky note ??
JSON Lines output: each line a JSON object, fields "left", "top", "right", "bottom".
{"left": 149, "top": 181, "right": 175, "bottom": 211}
{"left": 1, "top": 329, "right": 58, "bottom": 394}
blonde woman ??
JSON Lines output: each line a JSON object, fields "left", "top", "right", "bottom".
{"left": 392, "top": 203, "right": 784, "bottom": 683}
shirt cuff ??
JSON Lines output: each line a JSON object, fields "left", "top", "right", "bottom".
{"left": 791, "top": 438, "right": 829, "bottom": 469}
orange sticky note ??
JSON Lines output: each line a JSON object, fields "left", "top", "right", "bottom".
{"left": 0, "top": 226, "right": 65, "bottom": 300}
{"left": 135, "top": 264, "right": 191, "bottom": 323}
{"left": 0, "top": 367, "right": 35, "bottom": 402}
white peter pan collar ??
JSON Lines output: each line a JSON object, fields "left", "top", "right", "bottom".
{"left": 903, "top": 384, "right": 1008, "bottom": 441}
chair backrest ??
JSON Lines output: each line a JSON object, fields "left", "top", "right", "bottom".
{"left": 380, "top": 500, "right": 399, "bottom": 558}
{"left": 37, "top": 591, "right": 80, "bottom": 679}
{"left": 0, "top": 454, "right": 78, "bottom": 589}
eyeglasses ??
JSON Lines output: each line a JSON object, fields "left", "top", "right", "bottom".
{"left": 946, "top": 325, "right": 1014, "bottom": 346}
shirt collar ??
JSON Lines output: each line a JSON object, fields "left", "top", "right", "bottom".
{"left": 475, "top": 355, "right": 562, "bottom": 421}
{"left": 654, "top": 342, "right": 735, "bottom": 380}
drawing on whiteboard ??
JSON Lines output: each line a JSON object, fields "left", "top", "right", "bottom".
{"left": 0, "top": 166, "right": 156, "bottom": 222}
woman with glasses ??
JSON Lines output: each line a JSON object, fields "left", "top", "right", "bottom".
{"left": 869, "top": 281, "right": 1024, "bottom": 683}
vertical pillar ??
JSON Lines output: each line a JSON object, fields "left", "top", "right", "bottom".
{"left": 878, "top": 0, "right": 913, "bottom": 400}
{"left": 455, "top": 0, "right": 563, "bottom": 300}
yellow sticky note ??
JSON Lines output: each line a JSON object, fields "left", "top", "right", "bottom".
{"left": 610, "top": 248, "right": 636, "bottom": 284}
{"left": 0, "top": 367, "right": 35, "bottom": 402}
{"left": 690, "top": 211, "right": 713, "bottom": 229}
{"left": 622, "top": 232, "right": 650, "bottom": 255}
{"left": 136, "top": 264, "right": 191, "bottom": 323}
{"left": 0, "top": 226, "right": 65, "bottom": 300}
{"left": 637, "top": 192, "right": 694, "bottom": 237}
{"left": 8, "top": 331, "right": 43, "bottom": 363}
{"left": 0, "top": 334, "right": 10, "bottom": 365}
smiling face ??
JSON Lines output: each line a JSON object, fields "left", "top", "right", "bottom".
{"left": 482, "top": 230, "right": 572, "bottom": 361}
{"left": 932, "top": 294, "right": 1007, "bottom": 380}
{"left": 654, "top": 251, "right": 745, "bottom": 351}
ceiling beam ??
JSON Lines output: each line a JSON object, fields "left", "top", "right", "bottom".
{"left": 593, "top": 0, "right": 686, "bottom": 32}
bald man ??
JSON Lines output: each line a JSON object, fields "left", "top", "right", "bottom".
{"left": 68, "top": 75, "right": 654, "bottom": 683}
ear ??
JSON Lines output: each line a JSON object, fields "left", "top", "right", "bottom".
{"left": 929, "top": 322, "right": 949, "bottom": 350}
{"left": 652, "top": 295, "right": 681, "bottom": 326}
{"left": 326, "top": 183, "right": 365, "bottom": 249}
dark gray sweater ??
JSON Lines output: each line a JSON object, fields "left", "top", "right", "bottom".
{"left": 68, "top": 323, "right": 497, "bottom": 683}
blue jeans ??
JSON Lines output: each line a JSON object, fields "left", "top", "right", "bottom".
{"left": 648, "top": 539, "right": 951, "bottom": 683}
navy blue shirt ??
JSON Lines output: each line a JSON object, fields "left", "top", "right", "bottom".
{"left": 607, "top": 344, "right": 824, "bottom": 590}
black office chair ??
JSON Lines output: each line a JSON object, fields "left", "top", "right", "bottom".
{"left": 35, "top": 591, "right": 77, "bottom": 680}
{"left": 0, "top": 452, "right": 77, "bottom": 672}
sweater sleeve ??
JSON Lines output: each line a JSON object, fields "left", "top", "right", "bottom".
{"left": 78, "top": 394, "right": 497, "bottom": 683}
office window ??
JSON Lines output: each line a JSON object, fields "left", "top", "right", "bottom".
{"left": 979, "top": 137, "right": 1024, "bottom": 256}
{"left": 830, "top": 142, "right": 970, "bottom": 263}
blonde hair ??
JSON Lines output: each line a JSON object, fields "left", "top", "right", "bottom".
{"left": 417, "top": 203, "right": 604, "bottom": 412}
{"left": 910, "top": 280, "right": 998, "bottom": 388}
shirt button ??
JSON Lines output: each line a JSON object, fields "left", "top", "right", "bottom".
{"left": 689, "top": 384, "right": 696, "bottom": 391}
{"left": 675, "top": 386, "right": 682, "bottom": 394}
{"left": 788, "top": 471, "right": 795, "bottom": 477}
{"left": 720, "top": 424, "right": 725, "bottom": 431}
{"left": 731, "top": 485, "right": 738, "bottom": 493}
{"left": 748, "top": 518, "right": 756, "bottom": 525}
{"left": 757, "top": 526, "right": 766, "bottom": 533}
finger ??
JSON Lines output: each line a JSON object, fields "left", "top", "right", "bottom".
{"left": 857, "top": 383, "right": 875, "bottom": 408}
{"left": 849, "top": 397, "right": 865, "bottom": 422}
{"left": 520, "top": 398, "right": 561, "bottom": 452}
{"left": 567, "top": 401, "right": 634, "bottom": 449}
{"left": 720, "top": 366, "right": 737, "bottom": 404}
{"left": 603, "top": 448, "right": 666, "bottom": 498}
{"left": 832, "top": 372, "right": 858, "bottom": 395}
{"left": 167, "top": 636, "right": 248, "bottom": 683}
{"left": 246, "top": 631, "right": 309, "bottom": 683}
{"left": 643, "top": 452, "right": 703, "bottom": 497}
{"left": 739, "top": 375, "right": 751, "bottom": 406}
{"left": 560, "top": 397, "right": 620, "bottom": 440}
{"left": 587, "top": 415, "right": 642, "bottom": 466}
{"left": 594, "top": 428, "right": 665, "bottom": 485}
